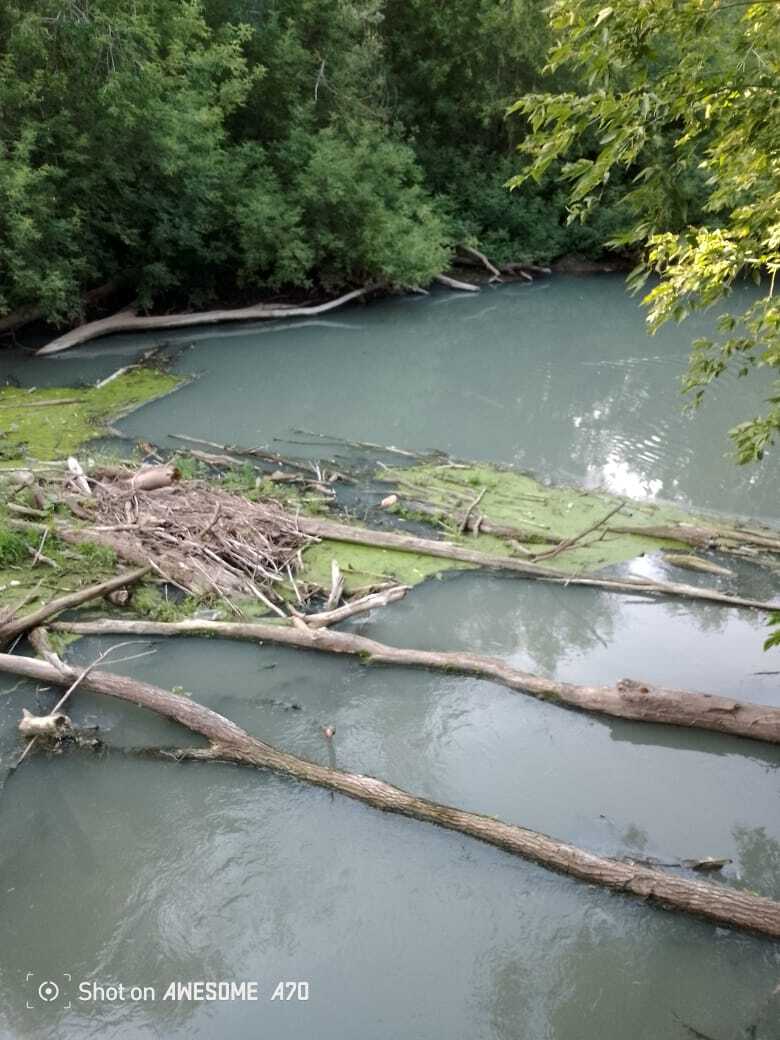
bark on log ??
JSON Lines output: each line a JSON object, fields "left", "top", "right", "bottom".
{"left": 434, "top": 274, "right": 480, "bottom": 292}
{"left": 0, "top": 566, "right": 149, "bottom": 644}
{"left": 609, "top": 523, "right": 780, "bottom": 555}
{"left": 294, "top": 516, "right": 779, "bottom": 613}
{"left": 301, "top": 585, "right": 409, "bottom": 628}
{"left": 1, "top": 650, "right": 778, "bottom": 938}
{"left": 126, "top": 463, "right": 180, "bottom": 492}
{"left": 52, "top": 617, "right": 780, "bottom": 744}
{"left": 36, "top": 285, "right": 376, "bottom": 355}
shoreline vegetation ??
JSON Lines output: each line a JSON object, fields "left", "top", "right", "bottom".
{"left": 3, "top": 253, "right": 626, "bottom": 358}
{"left": 0, "top": 0, "right": 633, "bottom": 355}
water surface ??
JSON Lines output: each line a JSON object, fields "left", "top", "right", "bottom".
{"left": 4, "top": 276, "right": 776, "bottom": 519}
{"left": 1, "top": 278, "right": 779, "bottom": 1039}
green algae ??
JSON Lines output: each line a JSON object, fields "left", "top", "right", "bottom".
{"left": 377, "top": 462, "right": 725, "bottom": 574}
{"left": 300, "top": 538, "right": 468, "bottom": 593}
{"left": 0, "top": 522, "right": 120, "bottom": 616}
{"left": 0, "top": 368, "right": 182, "bottom": 464}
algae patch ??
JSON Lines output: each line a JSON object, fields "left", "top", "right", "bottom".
{"left": 0, "top": 524, "right": 119, "bottom": 616}
{"left": 378, "top": 462, "right": 719, "bottom": 573}
{"left": 300, "top": 538, "right": 467, "bottom": 593}
{"left": 0, "top": 368, "right": 182, "bottom": 464}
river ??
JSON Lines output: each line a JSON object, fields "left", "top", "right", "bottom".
{"left": 1, "top": 276, "right": 778, "bottom": 1039}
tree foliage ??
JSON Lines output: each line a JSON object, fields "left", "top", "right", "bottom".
{"left": 0, "top": 0, "right": 450, "bottom": 321}
{"left": 0, "top": 0, "right": 625, "bottom": 326}
{"left": 510, "top": 0, "right": 780, "bottom": 463}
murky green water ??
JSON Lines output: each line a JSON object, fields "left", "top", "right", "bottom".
{"left": 6, "top": 276, "right": 777, "bottom": 519}
{"left": 1, "top": 278, "right": 779, "bottom": 1038}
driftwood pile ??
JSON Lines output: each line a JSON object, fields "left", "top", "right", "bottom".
{"left": 54, "top": 463, "right": 313, "bottom": 603}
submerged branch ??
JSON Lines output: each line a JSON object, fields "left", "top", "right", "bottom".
{"left": 1, "top": 650, "right": 777, "bottom": 939}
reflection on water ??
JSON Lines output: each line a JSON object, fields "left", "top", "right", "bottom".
{"left": 2, "top": 276, "right": 777, "bottom": 520}
{"left": 1, "top": 570, "right": 779, "bottom": 1039}
{"left": 1, "top": 278, "right": 779, "bottom": 1038}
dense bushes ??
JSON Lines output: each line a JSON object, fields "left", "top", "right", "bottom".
{"left": 0, "top": 0, "right": 624, "bottom": 327}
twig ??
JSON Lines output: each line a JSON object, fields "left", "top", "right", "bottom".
{"left": 459, "top": 487, "right": 487, "bottom": 534}
{"left": 0, "top": 397, "right": 84, "bottom": 409}
{"left": 531, "top": 504, "right": 625, "bottom": 562}
{"left": 324, "top": 559, "right": 344, "bottom": 611}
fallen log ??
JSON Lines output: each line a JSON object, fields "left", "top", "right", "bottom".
{"left": 52, "top": 617, "right": 780, "bottom": 744}
{"left": 502, "top": 262, "right": 551, "bottom": 277}
{"left": 0, "top": 566, "right": 149, "bottom": 644}
{"left": 609, "top": 523, "right": 780, "bottom": 555}
{"left": 126, "top": 463, "right": 180, "bottom": 492}
{"left": 292, "top": 585, "right": 407, "bottom": 628}
{"left": 663, "top": 553, "right": 734, "bottom": 577}
{"left": 36, "top": 285, "right": 376, "bottom": 355}
{"left": 293, "top": 516, "right": 779, "bottom": 613}
{"left": 434, "top": 273, "right": 480, "bottom": 293}
{"left": 499, "top": 262, "right": 533, "bottom": 282}
{"left": 2, "top": 650, "right": 778, "bottom": 938}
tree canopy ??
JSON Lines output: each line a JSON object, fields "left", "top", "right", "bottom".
{"left": 510, "top": 0, "right": 780, "bottom": 465}
{"left": 0, "top": 0, "right": 626, "bottom": 328}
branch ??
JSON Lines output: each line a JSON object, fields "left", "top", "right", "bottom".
{"left": 532, "top": 503, "right": 624, "bottom": 561}
{"left": 51, "top": 617, "right": 780, "bottom": 744}
{"left": 293, "top": 515, "right": 780, "bottom": 613}
{"left": 0, "top": 651, "right": 777, "bottom": 938}
{"left": 456, "top": 244, "right": 503, "bottom": 282}
{"left": 14, "top": 639, "right": 151, "bottom": 769}
{"left": 298, "top": 584, "right": 409, "bottom": 628}
{"left": 0, "top": 566, "right": 149, "bottom": 644}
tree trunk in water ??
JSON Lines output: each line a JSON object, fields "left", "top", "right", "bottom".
{"left": 1, "top": 650, "right": 778, "bottom": 939}
{"left": 36, "top": 285, "right": 376, "bottom": 355}
{"left": 52, "top": 617, "right": 780, "bottom": 744}
{"left": 295, "top": 515, "right": 779, "bottom": 612}
{"left": 609, "top": 523, "right": 780, "bottom": 555}
{"left": 434, "top": 273, "right": 480, "bottom": 292}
